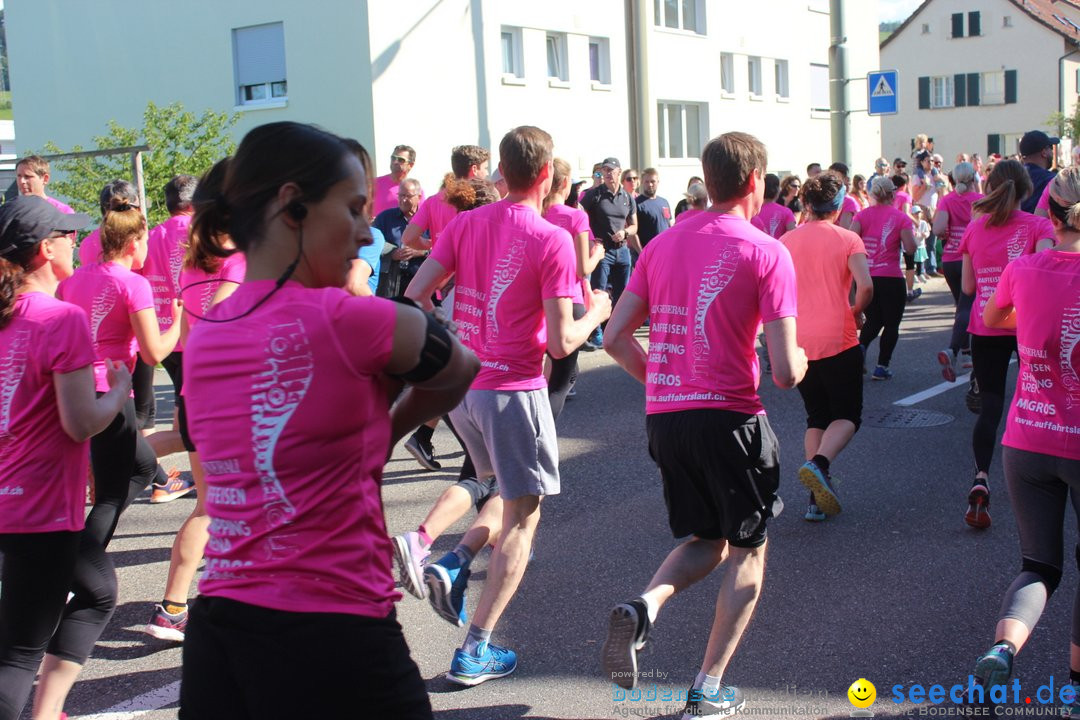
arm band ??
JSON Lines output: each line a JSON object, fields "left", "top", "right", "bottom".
{"left": 389, "top": 297, "right": 454, "bottom": 383}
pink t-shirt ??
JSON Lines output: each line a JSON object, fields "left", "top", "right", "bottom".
{"left": 79, "top": 228, "right": 102, "bottom": 267}
{"left": 751, "top": 202, "right": 797, "bottom": 239}
{"left": 841, "top": 193, "right": 860, "bottom": 220}
{"left": 542, "top": 203, "right": 591, "bottom": 304}
{"left": 626, "top": 212, "right": 798, "bottom": 415}
{"left": 143, "top": 214, "right": 191, "bottom": 334}
{"left": 410, "top": 190, "right": 458, "bottom": 249}
{"left": 179, "top": 253, "right": 247, "bottom": 349}
{"left": 894, "top": 191, "right": 912, "bottom": 212}
{"left": 854, "top": 205, "right": 912, "bottom": 278}
{"left": 57, "top": 262, "right": 154, "bottom": 392}
{"left": 372, "top": 174, "right": 423, "bottom": 217}
{"left": 782, "top": 221, "right": 865, "bottom": 361}
{"left": 0, "top": 293, "right": 95, "bottom": 533}
{"left": 45, "top": 195, "right": 75, "bottom": 214}
{"left": 431, "top": 199, "right": 578, "bottom": 392}
{"left": 1036, "top": 183, "right": 1051, "bottom": 212}
{"left": 183, "top": 284, "right": 399, "bottom": 617}
{"left": 997, "top": 250, "right": 1080, "bottom": 460}
{"left": 959, "top": 211, "right": 1054, "bottom": 337}
{"left": 677, "top": 208, "right": 705, "bottom": 223}
{"left": 938, "top": 191, "right": 983, "bottom": 262}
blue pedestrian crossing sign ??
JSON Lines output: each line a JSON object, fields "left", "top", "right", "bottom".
{"left": 867, "top": 70, "right": 898, "bottom": 116}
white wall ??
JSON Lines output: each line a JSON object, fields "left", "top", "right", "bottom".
{"left": 881, "top": 0, "right": 1068, "bottom": 162}
{"left": 6, "top": 0, "right": 374, "bottom": 170}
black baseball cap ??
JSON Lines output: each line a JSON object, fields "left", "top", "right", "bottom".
{"left": 893, "top": 157, "right": 907, "bottom": 167}
{"left": 1019, "top": 130, "right": 1059, "bottom": 156}
{"left": 0, "top": 196, "right": 90, "bottom": 259}
{"left": 601, "top": 157, "right": 621, "bottom": 169}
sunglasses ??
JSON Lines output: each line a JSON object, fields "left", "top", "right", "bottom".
{"left": 391, "top": 155, "right": 410, "bottom": 163}
{"left": 626, "top": 176, "right": 639, "bottom": 181}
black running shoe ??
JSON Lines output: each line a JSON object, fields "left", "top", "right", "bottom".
{"left": 602, "top": 598, "right": 651, "bottom": 690}
{"left": 965, "top": 377, "right": 982, "bottom": 415}
{"left": 405, "top": 433, "right": 441, "bottom": 471}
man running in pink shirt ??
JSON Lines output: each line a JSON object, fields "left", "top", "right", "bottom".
{"left": 406, "top": 126, "right": 611, "bottom": 686}
{"left": 602, "top": 131, "right": 807, "bottom": 719}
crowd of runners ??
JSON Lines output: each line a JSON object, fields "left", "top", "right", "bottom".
{"left": 0, "top": 121, "right": 1077, "bottom": 720}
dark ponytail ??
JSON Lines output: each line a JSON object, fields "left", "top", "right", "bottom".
{"left": 188, "top": 122, "right": 353, "bottom": 259}
{"left": 973, "top": 159, "right": 1032, "bottom": 227}
{"left": 187, "top": 158, "right": 232, "bottom": 273}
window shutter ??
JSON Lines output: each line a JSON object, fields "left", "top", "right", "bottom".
{"left": 919, "top": 76, "right": 931, "bottom": 109}
{"left": 952, "top": 13, "right": 965, "bottom": 38}
{"left": 233, "top": 23, "right": 286, "bottom": 85}
{"left": 968, "top": 11, "right": 981, "bottom": 36}
{"left": 954, "top": 74, "right": 967, "bottom": 106}
{"left": 988, "top": 134, "right": 1001, "bottom": 156}
{"left": 1004, "top": 69, "right": 1018, "bottom": 103}
{"left": 967, "top": 73, "right": 980, "bottom": 106}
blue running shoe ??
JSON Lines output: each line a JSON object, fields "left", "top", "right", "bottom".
{"left": 804, "top": 503, "right": 826, "bottom": 522}
{"left": 871, "top": 365, "right": 893, "bottom": 381}
{"left": 424, "top": 553, "right": 470, "bottom": 627}
{"left": 973, "top": 643, "right": 1013, "bottom": 703}
{"left": 798, "top": 461, "right": 841, "bottom": 516}
{"left": 446, "top": 643, "right": 517, "bottom": 686}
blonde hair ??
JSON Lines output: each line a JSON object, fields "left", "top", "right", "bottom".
{"left": 1047, "top": 166, "right": 1080, "bottom": 230}
{"left": 870, "top": 176, "right": 896, "bottom": 203}
{"left": 542, "top": 158, "right": 572, "bottom": 213}
{"left": 100, "top": 196, "right": 146, "bottom": 261}
{"left": 952, "top": 162, "right": 976, "bottom": 194}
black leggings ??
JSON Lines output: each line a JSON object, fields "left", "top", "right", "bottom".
{"left": 0, "top": 531, "right": 117, "bottom": 720}
{"left": 86, "top": 397, "right": 166, "bottom": 548}
{"left": 859, "top": 276, "right": 907, "bottom": 368}
{"left": 547, "top": 302, "right": 586, "bottom": 422}
{"left": 132, "top": 357, "right": 156, "bottom": 430}
{"left": 942, "top": 260, "right": 973, "bottom": 355}
{"left": 971, "top": 334, "right": 1018, "bottom": 475}
{"left": 181, "top": 597, "right": 432, "bottom": 720}
{"left": 162, "top": 351, "right": 195, "bottom": 452}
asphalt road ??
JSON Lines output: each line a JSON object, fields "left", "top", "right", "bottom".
{"left": 34, "top": 276, "right": 1077, "bottom": 720}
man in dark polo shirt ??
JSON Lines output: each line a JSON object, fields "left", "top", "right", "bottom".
{"left": 1018, "top": 130, "right": 1058, "bottom": 214}
{"left": 635, "top": 167, "right": 671, "bottom": 253}
{"left": 580, "top": 156, "right": 638, "bottom": 347}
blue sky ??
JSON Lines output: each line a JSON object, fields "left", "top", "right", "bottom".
{"left": 880, "top": 0, "right": 923, "bottom": 23}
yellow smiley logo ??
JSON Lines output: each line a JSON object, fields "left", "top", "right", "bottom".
{"left": 848, "top": 678, "right": 877, "bottom": 709}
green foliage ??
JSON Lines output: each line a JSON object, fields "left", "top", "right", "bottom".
{"left": 42, "top": 101, "right": 238, "bottom": 227}
{"left": 1048, "top": 107, "right": 1080, "bottom": 143}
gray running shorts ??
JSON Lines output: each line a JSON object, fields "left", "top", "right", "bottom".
{"left": 448, "top": 388, "right": 560, "bottom": 501}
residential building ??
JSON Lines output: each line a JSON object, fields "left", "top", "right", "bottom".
{"left": 7, "top": 0, "right": 881, "bottom": 201}
{"left": 881, "top": 0, "right": 1080, "bottom": 162}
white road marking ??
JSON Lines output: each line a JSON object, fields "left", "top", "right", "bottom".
{"left": 893, "top": 359, "right": 1016, "bottom": 407}
{"left": 74, "top": 680, "right": 180, "bottom": 720}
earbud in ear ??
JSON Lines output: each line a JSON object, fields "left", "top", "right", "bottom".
{"left": 287, "top": 203, "right": 307, "bottom": 222}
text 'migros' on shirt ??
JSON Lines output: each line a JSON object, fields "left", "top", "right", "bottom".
{"left": 625, "top": 211, "right": 798, "bottom": 416}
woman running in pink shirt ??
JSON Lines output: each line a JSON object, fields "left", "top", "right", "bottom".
{"left": 0, "top": 196, "right": 132, "bottom": 720}
{"left": 178, "top": 122, "right": 477, "bottom": 720}
{"left": 957, "top": 159, "right": 1055, "bottom": 529}
{"left": 970, "top": 167, "right": 1080, "bottom": 715}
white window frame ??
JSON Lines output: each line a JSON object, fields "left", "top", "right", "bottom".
{"left": 747, "top": 56, "right": 763, "bottom": 98}
{"left": 653, "top": 0, "right": 706, "bottom": 34}
{"left": 546, "top": 32, "right": 569, "bottom": 83}
{"left": 982, "top": 70, "right": 1005, "bottom": 105}
{"left": 810, "top": 63, "right": 830, "bottom": 113}
{"left": 774, "top": 59, "right": 790, "bottom": 100}
{"left": 589, "top": 37, "right": 611, "bottom": 86}
{"left": 501, "top": 26, "right": 524, "bottom": 80}
{"left": 232, "top": 22, "right": 287, "bottom": 109}
{"left": 656, "top": 101, "right": 707, "bottom": 160}
{"left": 931, "top": 75, "right": 954, "bottom": 108}
{"left": 720, "top": 53, "right": 735, "bottom": 96}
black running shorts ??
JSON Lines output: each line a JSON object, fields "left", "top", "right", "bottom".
{"left": 645, "top": 409, "right": 782, "bottom": 548}
{"left": 797, "top": 344, "right": 864, "bottom": 431}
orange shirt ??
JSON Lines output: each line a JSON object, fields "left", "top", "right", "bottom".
{"left": 781, "top": 221, "right": 866, "bottom": 361}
